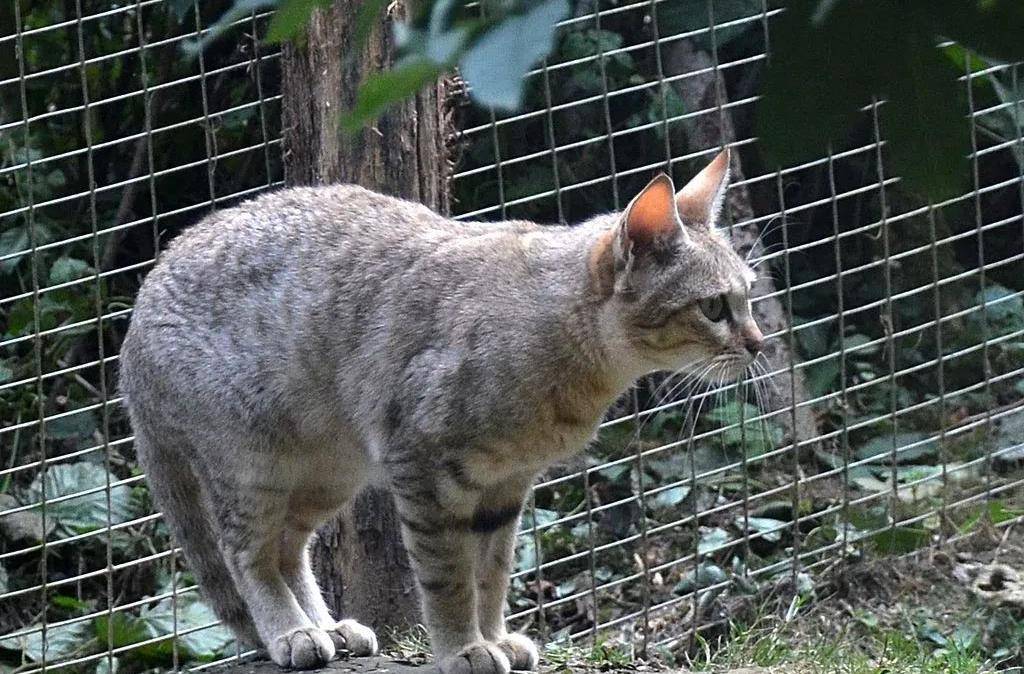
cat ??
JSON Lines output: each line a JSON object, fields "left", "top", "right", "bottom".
{"left": 119, "top": 149, "right": 763, "bottom": 673}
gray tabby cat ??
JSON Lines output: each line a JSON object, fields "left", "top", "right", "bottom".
{"left": 119, "top": 149, "right": 763, "bottom": 673}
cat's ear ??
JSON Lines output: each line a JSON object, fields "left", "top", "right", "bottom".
{"left": 599, "top": 173, "right": 688, "bottom": 294}
{"left": 675, "top": 148, "right": 730, "bottom": 230}
{"left": 621, "top": 173, "right": 682, "bottom": 247}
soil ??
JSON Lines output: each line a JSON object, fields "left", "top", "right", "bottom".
{"left": 209, "top": 526, "right": 1024, "bottom": 674}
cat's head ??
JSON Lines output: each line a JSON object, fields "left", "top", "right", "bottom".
{"left": 588, "top": 150, "right": 763, "bottom": 382}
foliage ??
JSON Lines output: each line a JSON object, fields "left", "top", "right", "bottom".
{"left": 2, "top": 0, "right": 1023, "bottom": 669}
{"left": 198, "top": 0, "right": 571, "bottom": 126}
{"left": 203, "top": 0, "right": 1024, "bottom": 200}
{"left": 0, "top": 1, "right": 278, "bottom": 670}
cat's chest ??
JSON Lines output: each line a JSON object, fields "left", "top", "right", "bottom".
{"left": 461, "top": 401, "right": 606, "bottom": 483}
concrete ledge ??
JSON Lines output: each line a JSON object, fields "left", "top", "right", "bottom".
{"left": 213, "top": 655, "right": 438, "bottom": 674}
{"left": 210, "top": 655, "right": 771, "bottom": 674}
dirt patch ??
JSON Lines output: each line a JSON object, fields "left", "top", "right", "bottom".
{"left": 773, "top": 523, "right": 1024, "bottom": 668}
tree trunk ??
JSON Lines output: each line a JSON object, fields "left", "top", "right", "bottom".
{"left": 664, "top": 41, "right": 820, "bottom": 450}
{"left": 281, "top": 0, "right": 449, "bottom": 635}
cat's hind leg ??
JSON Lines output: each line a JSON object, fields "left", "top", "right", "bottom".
{"left": 134, "top": 430, "right": 261, "bottom": 648}
{"left": 278, "top": 527, "right": 378, "bottom": 657}
{"left": 208, "top": 475, "right": 335, "bottom": 669}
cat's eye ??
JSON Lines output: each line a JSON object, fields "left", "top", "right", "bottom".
{"left": 699, "top": 295, "right": 726, "bottom": 322}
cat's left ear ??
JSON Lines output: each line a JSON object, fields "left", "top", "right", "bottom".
{"left": 676, "top": 148, "right": 731, "bottom": 230}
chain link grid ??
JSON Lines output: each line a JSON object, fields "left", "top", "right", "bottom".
{"left": 0, "top": 1, "right": 1022, "bottom": 671}
{"left": 450, "top": 0, "right": 1024, "bottom": 657}
{"left": 1, "top": 2, "right": 281, "bottom": 670}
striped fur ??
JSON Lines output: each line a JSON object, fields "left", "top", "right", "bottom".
{"left": 120, "top": 152, "right": 760, "bottom": 673}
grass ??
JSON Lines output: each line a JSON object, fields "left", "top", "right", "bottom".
{"left": 682, "top": 619, "right": 994, "bottom": 674}
{"left": 374, "top": 525, "right": 1024, "bottom": 674}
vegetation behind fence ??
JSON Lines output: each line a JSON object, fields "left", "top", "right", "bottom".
{"left": 2, "top": 1, "right": 1023, "bottom": 672}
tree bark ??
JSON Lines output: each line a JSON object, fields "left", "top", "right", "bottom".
{"left": 281, "top": 0, "right": 449, "bottom": 635}
{"left": 664, "top": 41, "right": 820, "bottom": 450}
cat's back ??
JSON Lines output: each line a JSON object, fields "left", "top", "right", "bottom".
{"left": 121, "top": 185, "right": 450, "bottom": 399}
{"left": 130, "top": 185, "right": 449, "bottom": 318}
{"left": 159, "top": 184, "right": 447, "bottom": 273}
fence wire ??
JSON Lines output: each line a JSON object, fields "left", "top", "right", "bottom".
{"left": 1, "top": 0, "right": 1023, "bottom": 672}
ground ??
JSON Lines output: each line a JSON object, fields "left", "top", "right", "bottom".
{"left": 213, "top": 524, "right": 1023, "bottom": 674}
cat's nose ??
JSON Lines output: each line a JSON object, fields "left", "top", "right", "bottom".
{"left": 742, "top": 324, "right": 764, "bottom": 356}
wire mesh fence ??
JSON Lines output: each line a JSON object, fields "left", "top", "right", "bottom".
{"left": 2, "top": 0, "right": 1024, "bottom": 672}
{"left": 1, "top": 1, "right": 281, "bottom": 671}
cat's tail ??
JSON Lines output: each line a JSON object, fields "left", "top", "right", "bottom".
{"left": 135, "top": 428, "right": 262, "bottom": 648}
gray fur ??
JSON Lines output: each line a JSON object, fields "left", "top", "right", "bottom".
{"left": 120, "top": 152, "right": 761, "bottom": 672}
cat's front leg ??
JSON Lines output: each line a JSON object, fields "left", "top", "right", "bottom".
{"left": 392, "top": 489, "right": 510, "bottom": 674}
{"left": 476, "top": 491, "right": 540, "bottom": 671}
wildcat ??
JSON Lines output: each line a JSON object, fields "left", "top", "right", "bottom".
{"left": 119, "top": 149, "right": 763, "bottom": 673}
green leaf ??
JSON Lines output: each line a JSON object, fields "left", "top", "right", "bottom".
{"left": 96, "top": 612, "right": 155, "bottom": 652}
{"left": 50, "top": 595, "right": 92, "bottom": 611}
{"left": 977, "top": 285, "right": 1024, "bottom": 326}
{"left": 341, "top": 59, "right": 445, "bottom": 132}
{"left": 673, "top": 562, "right": 727, "bottom": 595}
{"left": 596, "top": 462, "right": 630, "bottom": 482}
{"left": 930, "top": 0, "right": 1024, "bottom": 63}
{"left": 794, "top": 317, "right": 833, "bottom": 359}
{"left": 737, "top": 516, "right": 787, "bottom": 544}
{"left": 139, "top": 598, "right": 235, "bottom": 659}
{"left": 987, "top": 500, "right": 1024, "bottom": 525}
{"left": 915, "top": 616, "right": 948, "bottom": 646}
{"left": 266, "top": 0, "right": 330, "bottom": 44}
{"left": 758, "top": 0, "right": 877, "bottom": 168}
{"left": 855, "top": 433, "right": 937, "bottom": 464}
{"left": 0, "top": 360, "right": 13, "bottom": 384}
{"left": 25, "top": 462, "right": 134, "bottom": 535}
{"left": 759, "top": 0, "right": 972, "bottom": 200}
{"left": 708, "top": 401, "right": 782, "bottom": 457}
{"left": 520, "top": 508, "right": 558, "bottom": 533}
{"left": 459, "top": 0, "right": 569, "bottom": 110}
{"left": 48, "top": 257, "right": 93, "bottom": 285}
{"left": 95, "top": 592, "right": 234, "bottom": 663}
{"left": 879, "top": 36, "right": 970, "bottom": 200}
{"left": 870, "top": 526, "right": 930, "bottom": 554}
{"left": 697, "top": 527, "right": 732, "bottom": 555}
{"left": 0, "top": 226, "right": 29, "bottom": 275}
{"left": 850, "top": 471, "right": 890, "bottom": 493}
{"left": 649, "top": 485, "right": 690, "bottom": 510}
{"left": 843, "top": 333, "right": 880, "bottom": 357}
{"left": 46, "top": 409, "right": 98, "bottom": 441}
{"left": 182, "top": 0, "right": 276, "bottom": 55}
{"left": 0, "top": 620, "right": 95, "bottom": 661}
{"left": 804, "top": 524, "right": 839, "bottom": 551}
{"left": 95, "top": 656, "right": 121, "bottom": 674}
{"left": 804, "top": 359, "right": 840, "bottom": 398}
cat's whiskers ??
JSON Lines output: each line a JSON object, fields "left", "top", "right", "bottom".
{"left": 672, "top": 357, "right": 724, "bottom": 451}
{"left": 744, "top": 216, "right": 785, "bottom": 265}
{"left": 747, "top": 356, "right": 773, "bottom": 453}
{"left": 635, "top": 360, "right": 718, "bottom": 439}
{"left": 656, "top": 362, "right": 714, "bottom": 410}
{"left": 648, "top": 358, "right": 712, "bottom": 408}
{"left": 752, "top": 351, "right": 783, "bottom": 399}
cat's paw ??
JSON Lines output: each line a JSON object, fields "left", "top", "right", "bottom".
{"left": 495, "top": 633, "right": 539, "bottom": 671}
{"left": 268, "top": 626, "right": 335, "bottom": 669}
{"left": 439, "top": 642, "right": 511, "bottom": 674}
{"left": 323, "top": 619, "right": 379, "bottom": 656}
